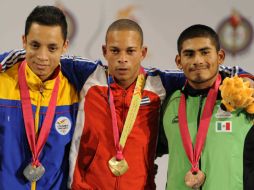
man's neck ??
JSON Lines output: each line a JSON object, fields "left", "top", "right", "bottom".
{"left": 115, "top": 78, "right": 137, "bottom": 90}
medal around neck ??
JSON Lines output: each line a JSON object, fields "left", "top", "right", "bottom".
{"left": 184, "top": 170, "right": 206, "bottom": 189}
{"left": 108, "top": 157, "right": 129, "bottom": 176}
{"left": 23, "top": 163, "right": 45, "bottom": 182}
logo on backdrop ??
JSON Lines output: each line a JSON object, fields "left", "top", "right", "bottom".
{"left": 116, "top": 5, "right": 138, "bottom": 21}
{"left": 217, "top": 9, "right": 253, "bottom": 56}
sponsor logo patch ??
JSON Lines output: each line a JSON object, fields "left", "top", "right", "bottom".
{"left": 172, "top": 116, "right": 179, "bottom": 123}
{"left": 55, "top": 116, "right": 72, "bottom": 135}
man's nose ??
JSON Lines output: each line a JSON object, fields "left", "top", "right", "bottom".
{"left": 36, "top": 48, "right": 49, "bottom": 61}
{"left": 193, "top": 54, "right": 204, "bottom": 65}
{"left": 118, "top": 52, "right": 127, "bottom": 63}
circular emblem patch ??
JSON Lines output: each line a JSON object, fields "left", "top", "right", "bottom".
{"left": 55, "top": 116, "right": 72, "bottom": 135}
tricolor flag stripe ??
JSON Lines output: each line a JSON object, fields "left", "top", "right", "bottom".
{"left": 140, "top": 96, "right": 150, "bottom": 105}
{"left": 226, "top": 122, "right": 231, "bottom": 131}
{"left": 216, "top": 121, "right": 232, "bottom": 132}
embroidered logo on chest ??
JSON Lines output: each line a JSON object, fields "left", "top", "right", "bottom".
{"left": 172, "top": 116, "right": 179, "bottom": 123}
{"left": 55, "top": 116, "right": 72, "bottom": 135}
{"left": 215, "top": 106, "right": 232, "bottom": 118}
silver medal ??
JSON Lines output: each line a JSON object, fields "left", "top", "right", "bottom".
{"left": 23, "top": 163, "right": 45, "bottom": 182}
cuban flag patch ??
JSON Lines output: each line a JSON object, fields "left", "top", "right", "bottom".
{"left": 215, "top": 121, "right": 232, "bottom": 132}
{"left": 140, "top": 96, "right": 151, "bottom": 106}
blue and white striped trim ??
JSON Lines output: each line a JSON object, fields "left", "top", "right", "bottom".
{"left": 1, "top": 49, "right": 26, "bottom": 71}
{"left": 140, "top": 96, "right": 151, "bottom": 105}
{"left": 219, "top": 65, "right": 240, "bottom": 77}
{"left": 60, "top": 54, "right": 99, "bottom": 65}
{"left": 144, "top": 66, "right": 183, "bottom": 74}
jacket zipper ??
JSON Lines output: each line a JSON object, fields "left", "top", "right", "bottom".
{"left": 31, "top": 85, "right": 43, "bottom": 190}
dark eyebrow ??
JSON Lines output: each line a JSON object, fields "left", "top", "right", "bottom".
{"left": 198, "top": 47, "right": 211, "bottom": 51}
{"left": 182, "top": 49, "right": 194, "bottom": 54}
{"left": 48, "top": 43, "right": 58, "bottom": 47}
{"left": 109, "top": 46, "right": 119, "bottom": 49}
{"left": 182, "top": 47, "right": 211, "bottom": 54}
{"left": 29, "top": 40, "right": 39, "bottom": 44}
{"left": 126, "top": 47, "right": 137, "bottom": 51}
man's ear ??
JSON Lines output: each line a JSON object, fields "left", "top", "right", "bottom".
{"left": 218, "top": 49, "right": 225, "bottom": 65}
{"left": 141, "top": 46, "right": 148, "bottom": 61}
{"left": 22, "top": 35, "right": 27, "bottom": 49}
{"left": 175, "top": 55, "right": 182, "bottom": 70}
{"left": 62, "top": 40, "right": 69, "bottom": 54}
{"left": 102, "top": 45, "right": 107, "bottom": 57}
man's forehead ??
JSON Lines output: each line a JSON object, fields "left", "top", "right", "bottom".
{"left": 25, "top": 24, "right": 64, "bottom": 45}
{"left": 107, "top": 43, "right": 138, "bottom": 48}
{"left": 181, "top": 38, "right": 214, "bottom": 51}
{"left": 106, "top": 30, "right": 141, "bottom": 42}
{"left": 106, "top": 41, "right": 141, "bottom": 49}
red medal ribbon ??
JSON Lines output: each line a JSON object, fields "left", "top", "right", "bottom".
{"left": 178, "top": 74, "right": 221, "bottom": 172}
{"left": 18, "top": 60, "right": 60, "bottom": 166}
{"left": 108, "top": 89, "right": 123, "bottom": 160}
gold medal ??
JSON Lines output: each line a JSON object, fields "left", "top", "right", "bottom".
{"left": 108, "top": 157, "right": 128, "bottom": 176}
{"left": 184, "top": 170, "right": 206, "bottom": 189}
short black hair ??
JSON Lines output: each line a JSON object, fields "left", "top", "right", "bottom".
{"left": 177, "top": 24, "right": 220, "bottom": 54}
{"left": 106, "top": 19, "right": 144, "bottom": 46}
{"left": 25, "top": 5, "right": 68, "bottom": 42}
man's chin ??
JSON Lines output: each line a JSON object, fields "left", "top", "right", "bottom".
{"left": 35, "top": 71, "right": 49, "bottom": 80}
{"left": 115, "top": 74, "right": 128, "bottom": 80}
{"left": 192, "top": 75, "right": 210, "bottom": 84}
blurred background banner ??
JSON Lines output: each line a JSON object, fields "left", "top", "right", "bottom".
{"left": 1, "top": 0, "right": 253, "bottom": 72}
{"left": 1, "top": 0, "right": 253, "bottom": 189}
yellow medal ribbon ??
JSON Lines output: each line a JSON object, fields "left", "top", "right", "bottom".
{"left": 119, "top": 73, "right": 145, "bottom": 148}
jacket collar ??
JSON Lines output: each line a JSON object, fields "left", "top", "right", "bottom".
{"left": 24, "top": 63, "right": 60, "bottom": 92}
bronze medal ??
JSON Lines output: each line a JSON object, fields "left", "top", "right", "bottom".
{"left": 184, "top": 170, "right": 206, "bottom": 189}
{"left": 23, "top": 163, "right": 45, "bottom": 182}
{"left": 108, "top": 157, "right": 129, "bottom": 176}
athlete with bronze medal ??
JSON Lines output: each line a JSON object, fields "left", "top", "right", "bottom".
{"left": 107, "top": 70, "right": 145, "bottom": 176}
{"left": 178, "top": 75, "right": 221, "bottom": 189}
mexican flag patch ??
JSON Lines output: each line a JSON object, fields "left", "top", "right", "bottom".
{"left": 216, "top": 121, "right": 232, "bottom": 132}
